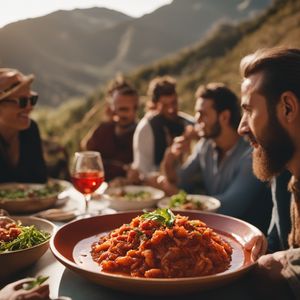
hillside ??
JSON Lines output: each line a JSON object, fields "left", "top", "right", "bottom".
{"left": 0, "top": 0, "right": 271, "bottom": 106}
{"left": 37, "top": 0, "right": 299, "bottom": 156}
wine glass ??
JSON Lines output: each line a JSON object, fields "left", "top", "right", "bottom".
{"left": 71, "top": 151, "right": 105, "bottom": 215}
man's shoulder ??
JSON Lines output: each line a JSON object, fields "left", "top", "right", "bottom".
{"left": 136, "top": 117, "right": 151, "bottom": 130}
{"left": 94, "top": 121, "right": 115, "bottom": 133}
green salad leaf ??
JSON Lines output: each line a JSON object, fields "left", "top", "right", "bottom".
{"left": 0, "top": 224, "right": 51, "bottom": 253}
{"left": 22, "top": 275, "right": 49, "bottom": 290}
{"left": 141, "top": 208, "right": 176, "bottom": 227}
{"left": 170, "top": 190, "right": 187, "bottom": 207}
{"left": 0, "top": 182, "right": 63, "bottom": 200}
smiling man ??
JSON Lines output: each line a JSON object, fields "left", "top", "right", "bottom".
{"left": 161, "top": 82, "right": 272, "bottom": 233}
{"left": 81, "top": 78, "right": 139, "bottom": 182}
{"left": 238, "top": 47, "right": 300, "bottom": 298}
{"left": 0, "top": 68, "right": 47, "bottom": 183}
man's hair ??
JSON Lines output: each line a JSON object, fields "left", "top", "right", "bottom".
{"left": 195, "top": 82, "right": 241, "bottom": 129}
{"left": 106, "top": 76, "right": 138, "bottom": 109}
{"left": 148, "top": 76, "right": 176, "bottom": 103}
{"left": 240, "top": 47, "right": 300, "bottom": 110}
{"left": 107, "top": 76, "right": 138, "bottom": 98}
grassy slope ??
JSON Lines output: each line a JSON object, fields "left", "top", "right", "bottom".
{"left": 36, "top": 0, "right": 300, "bottom": 155}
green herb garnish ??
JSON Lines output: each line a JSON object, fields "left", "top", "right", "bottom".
{"left": 22, "top": 276, "right": 49, "bottom": 290}
{"left": 141, "top": 208, "right": 176, "bottom": 227}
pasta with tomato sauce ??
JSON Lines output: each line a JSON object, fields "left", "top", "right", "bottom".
{"left": 91, "top": 209, "right": 232, "bottom": 278}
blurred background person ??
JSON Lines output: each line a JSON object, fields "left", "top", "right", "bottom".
{"left": 132, "top": 75, "right": 194, "bottom": 177}
{"left": 81, "top": 77, "right": 139, "bottom": 182}
{"left": 0, "top": 68, "right": 47, "bottom": 183}
{"left": 161, "top": 82, "right": 272, "bottom": 233}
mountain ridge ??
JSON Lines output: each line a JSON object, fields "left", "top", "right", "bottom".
{"left": 0, "top": 0, "right": 272, "bottom": 106}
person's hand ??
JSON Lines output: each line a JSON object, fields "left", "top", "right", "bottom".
{"left": 0, "top": 278, "right": 50, "bottom": 300}
{"left": 125, "top": 166, "right": 143, "bottom": 185}
{"left": 257, "top": 250, "right": 288, "bottom": 281}
{"left": 247, "top": 250, "right": 294, "bottom": 299}
{"left": 144, "top": 175, "right": 179, "bottom": 196}
{"left": 245, "top": 234, "right": 266, "bottom": 261}
{"left": 170, "top": 136, "right": 190, "bottom": 158}
{"left": 183, "top": 125, "right": 199, "bottom": 141}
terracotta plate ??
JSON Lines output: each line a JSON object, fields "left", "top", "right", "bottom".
{"left": 50, "top": 210, "right": 267, "bottom": 295}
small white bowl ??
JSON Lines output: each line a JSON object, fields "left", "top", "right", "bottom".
{"left": 103, "top": 185, "right": 165, "bottom": 211}
{"left": 157, "top": 194, "right": 221, "bottom": 212}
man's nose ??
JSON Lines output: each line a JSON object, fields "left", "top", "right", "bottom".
{"left": 237, "top": 116, "right": 249, "bottom": 136}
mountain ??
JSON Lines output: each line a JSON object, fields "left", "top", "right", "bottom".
{"left": 35, "top": 0, "right": 299, "bottom": 155}
{"left": 0, "top": 0, "right": 272, "bottom": 106}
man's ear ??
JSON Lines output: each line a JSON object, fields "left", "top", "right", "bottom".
{"left": 219, "top": 109, "right": 231, "bottom": 126}
{"left": 279, "top": 91, "right": 299, "bottom": 123}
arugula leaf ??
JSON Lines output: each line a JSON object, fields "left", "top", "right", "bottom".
{"left": 0, "top": 225, "right": 51, "bottom": 253}
{"left": 22, "top": 275, "right": 49, "bottom": 290}
{"left": 141, "top": 208, "right": 176, "bottom": 227}
{"left": 169, "top": 190, "right": 187, "bottom": 208}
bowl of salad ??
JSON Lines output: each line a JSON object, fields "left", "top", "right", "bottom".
{"left": 103, "top": 185, "right": 165, "bottom": 211}
{"left": 0, "top": 215, "right": 55, "bottom": 281}
{"left": 0, "top": 180, "right": 70, "bottom": 214}
{"left": 157, "top": 191, "right": 221, "bottom": 212}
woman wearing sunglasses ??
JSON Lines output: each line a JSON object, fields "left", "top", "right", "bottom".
{"left": 0, "top": 68, "right": 47, "bottom": 183}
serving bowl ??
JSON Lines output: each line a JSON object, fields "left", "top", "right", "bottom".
{"left": 0, "top": 216, "right": 55, "bottom": 281}
{"left": 0, "top": 179, "right": 71, "bottom": 214}
{"left": 158, "top": 194, "right": 221, "bottom": 212}
{"left": 103, "top": 185, "right": 165, "bottom": 211}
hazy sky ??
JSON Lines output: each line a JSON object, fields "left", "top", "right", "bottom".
{"left": 0, "top": 0, "right": 173, "bottom": 28}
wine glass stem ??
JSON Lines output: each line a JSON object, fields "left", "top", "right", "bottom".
{"left": 84, "top": 194, "right": 91, "bottom": 214}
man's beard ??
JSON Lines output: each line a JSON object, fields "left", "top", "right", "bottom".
{"left": 205, "top": 120, "right": 221, "bottom": 139}
{"left": 251, "top": 115, "right": 294, "bottom": 181}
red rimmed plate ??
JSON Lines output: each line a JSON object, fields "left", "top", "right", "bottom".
{"left": 50, "top": 211, "right": 267, "bottom": 295}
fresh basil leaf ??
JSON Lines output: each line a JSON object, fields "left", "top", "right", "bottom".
{"left": 141, "top": 208, "right": 175, "bottom": 227}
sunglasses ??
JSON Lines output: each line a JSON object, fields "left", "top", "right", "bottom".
{"left": 1, "top": 94, "right": 38, "bottom": 108}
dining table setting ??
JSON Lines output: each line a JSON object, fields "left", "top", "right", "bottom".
{"left": 0, "top": 151, "right": 277, "bottom": 300}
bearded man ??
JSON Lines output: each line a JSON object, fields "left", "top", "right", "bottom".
{"left": 162, "top": 82, "right": 272, "bottom": 233}
{"left": 238, "top": 47, "right": 300, "bottom": 298}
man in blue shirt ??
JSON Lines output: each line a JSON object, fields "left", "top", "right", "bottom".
{"left": 162, "top": 82, "right": 272, "bottom": 233}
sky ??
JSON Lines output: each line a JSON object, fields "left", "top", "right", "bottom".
{"left": 0, "top": 0, "right": 173, "bottom": 28}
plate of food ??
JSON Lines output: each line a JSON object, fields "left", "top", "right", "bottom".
{"left": 158, "top": 190, "right": 221, "bottom": 212}
{"left": 50, "top": 209, "right": 267, "bottom": 295}
{"left": 0, "top": 179, "right": 71, "bottom": 214}
{"left": 0, "top": 215, "right": 55, "bottom": 281}
{"left": 103, "top": 185, "right": 165, "bottom": 211}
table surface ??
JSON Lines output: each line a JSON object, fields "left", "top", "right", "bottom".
{"left": 2, "top": 187, "right": 293, "bottom": 300}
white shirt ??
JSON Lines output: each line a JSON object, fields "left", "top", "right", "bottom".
{"left": 132, "top": 117, "right": 158, "bottom": 175}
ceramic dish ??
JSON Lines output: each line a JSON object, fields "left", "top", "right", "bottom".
{"left": 0, "top": 216, "right": 55, "bottom": 281}
{"left": 0, "top": 179, "right": 71, "bottom": 214}
{"left": 50, "top": 210, "right": 267, "bottom": 295}
{"left": 157, "top": 194, "right": 221, "bottom": 212}
{"left": 103, "top": 185, "right": 165, "bottom": 211}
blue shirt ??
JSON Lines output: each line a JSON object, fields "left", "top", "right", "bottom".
{"left": 267, "top": 171, "right": 292, "bottom": 252}
{"left": 177, "top": 137, "right": 272, "bottom": 233}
